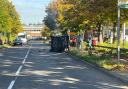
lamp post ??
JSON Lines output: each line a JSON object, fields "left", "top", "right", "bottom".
{"left": 117, "top": 0, "right": 128, "bottom": 64}
{"left": 117, "top": 0, "right": 120, "bottom": 64}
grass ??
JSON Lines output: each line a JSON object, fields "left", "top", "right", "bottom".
{"left": 70, "top": 47, "right": 128, "bottom": 72}
{"left": 96, "top": 41, "right": 128, "bottom": 58}
{"left": 98, "top": 41, "right": 128, "bottom": 48}
{"left": 0, "top": 44, "right": 11, "bottom": 49}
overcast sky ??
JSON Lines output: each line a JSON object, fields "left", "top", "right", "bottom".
{"left": 12, "top": 0, "right": 51, "bottom": 24}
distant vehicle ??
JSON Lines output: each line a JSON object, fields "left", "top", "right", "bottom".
{"left": 31, "top": 37, "right": 47, "bottom": 40}
{"left": 18, "top": 32, "right": 28, "bottom": 44}
{"left": 31, "top": 37, "right": 39, "bottom": 40}
{"left": 42, "top": 37, "right": 47, "bottom": 40}
{"left": 13, "top": 38, "right": 23, "bottom": 46}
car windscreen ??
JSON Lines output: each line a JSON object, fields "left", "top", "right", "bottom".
{"left": 18, "top": 35, "right": 25, "bottom": 38}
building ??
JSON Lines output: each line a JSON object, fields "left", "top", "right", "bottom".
{"left": 23, "top": 24, "right": 44, "bottom": 39}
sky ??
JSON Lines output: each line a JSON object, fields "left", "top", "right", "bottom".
{"left": 12, "top": 0, "right": 51, "bottom": 24}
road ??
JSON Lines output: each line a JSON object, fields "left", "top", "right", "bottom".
{"left": 0, "top": 41, "right": 127, "bottom": 89}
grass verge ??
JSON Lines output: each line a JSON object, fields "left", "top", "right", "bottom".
{"left": 70, "top": 48, "right": 128, "bottom": 72}
{"left": 0, "top": 44, "right": 11, "bottom": 49}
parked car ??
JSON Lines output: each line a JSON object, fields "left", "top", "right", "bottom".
{"left": 13, "top": 38, "right": 23, "bottom": 46}
{"left": 42, "top": 37, "right": 47, "bottom": 40}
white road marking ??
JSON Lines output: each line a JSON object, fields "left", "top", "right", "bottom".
{"left": 22, "top": 45, "right": 31, "bottom": 64}
{"left": 7, "top": 80, "right": 15, "bottom": 89}
{"left": 7, "top": 44, "right": 32, "bottom": 89}
{"left": 16, "top": 65, "right": 23, "bottom": 76}
{"left": 22, "top": 59, "right": 26, "bottom": 64}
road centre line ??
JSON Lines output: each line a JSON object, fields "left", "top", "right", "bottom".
{"left": 22, "top": 46, "right": 31, "bottom": 64}
{"left": 7, "top": 80, "right": 15, "bottom": 89}
{"left": 16, "top": 65, "right": 23, "bottom": 76}
{"left": 7, "top": 44, "right": 32, "bottom": 89}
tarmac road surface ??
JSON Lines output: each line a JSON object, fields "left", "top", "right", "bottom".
{"left": 0, "top": 41, "right": 127, "bottom": 89}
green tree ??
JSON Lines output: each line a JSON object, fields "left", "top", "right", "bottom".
{"left": 43, "top": 1, "right": 57, "bottom": 30}
{"left": 41, "top": 25, "right": 51, "bottom": 37}
{"left": 45, "top": 0, "right": 128, "bottom": 43}
{"left": 0, "top": 0, "right": 23, "bottom": 43}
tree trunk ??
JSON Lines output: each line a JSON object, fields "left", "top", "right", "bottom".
{"left": 112, "top": 22, "right": 116, "bottom": 43}
{"left": 6, "top": 32, "right": 10, "bottom": 44}
{"left": 97, "top": 23, "right": 102, "bottom": 42}
{"left": 100, "top": 25, "right": 103, "bottom": 43}
{"left": 122, "top": 23, "right": 126, "bottom": 47}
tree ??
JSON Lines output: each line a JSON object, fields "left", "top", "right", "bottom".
{"left": 41, "top": 25, "right": 51, "bottom": 37}
{"left": 56, "top": 0, "right": 88, "bottom": 33}
{"left": 0, "top": 0, "right": 23, "bottom": 43}
{"left": 44, "top": 0, "right": 128, "bottom": 43}
{"left": 43, "top": 1, "right": 57, "bottom": 30}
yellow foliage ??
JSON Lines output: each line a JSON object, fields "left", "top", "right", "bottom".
{"left": 56, "top": 0, "right": 74, "bottom": 23}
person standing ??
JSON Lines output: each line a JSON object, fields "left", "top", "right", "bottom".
{"left": 64, "top": 35, "right": 70, "bottom": 52}
{"left": 88, "top": 35, "right": 92, "bottom": 49}
{"left": 87, "top": 35, "right": 93, "bottom": 55}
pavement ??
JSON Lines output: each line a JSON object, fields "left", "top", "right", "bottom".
{"left": 111, "top": 71, "right": 128, "bottom": 84}
{"left": 0, "top": 41, "right": 128, "bottom": 89}
{"left": 93, "top": 45, "right": 128, "bottom": 83}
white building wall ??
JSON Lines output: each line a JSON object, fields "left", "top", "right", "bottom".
{"left": 23, "top": 25, "right": 44, "bottom": 38}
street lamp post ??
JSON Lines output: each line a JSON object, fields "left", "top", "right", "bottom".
{"left": 117, "top": 0, "right": 120, "bottom": 64}
{"left": 117, "top": 0, "right": 128, "bottom": 64}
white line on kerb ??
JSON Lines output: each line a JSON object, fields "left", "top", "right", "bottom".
{"left": 7, "top": 44, "right": 32, "bottom": 89}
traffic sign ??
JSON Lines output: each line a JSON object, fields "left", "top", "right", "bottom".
{"left": 119, "top": 0, "right": 128, "bottom": 8}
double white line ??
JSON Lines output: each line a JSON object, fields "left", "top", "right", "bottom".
{"left": 7, "top": 45, "right": 32, "bottom": 89}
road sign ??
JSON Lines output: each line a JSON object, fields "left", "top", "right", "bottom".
{"left": 119, "top": 0, "right": 128, "bottom": 8}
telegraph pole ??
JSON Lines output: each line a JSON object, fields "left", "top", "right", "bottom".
{"left": 117, "top": 0, "right": 120, "bottom": 64}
